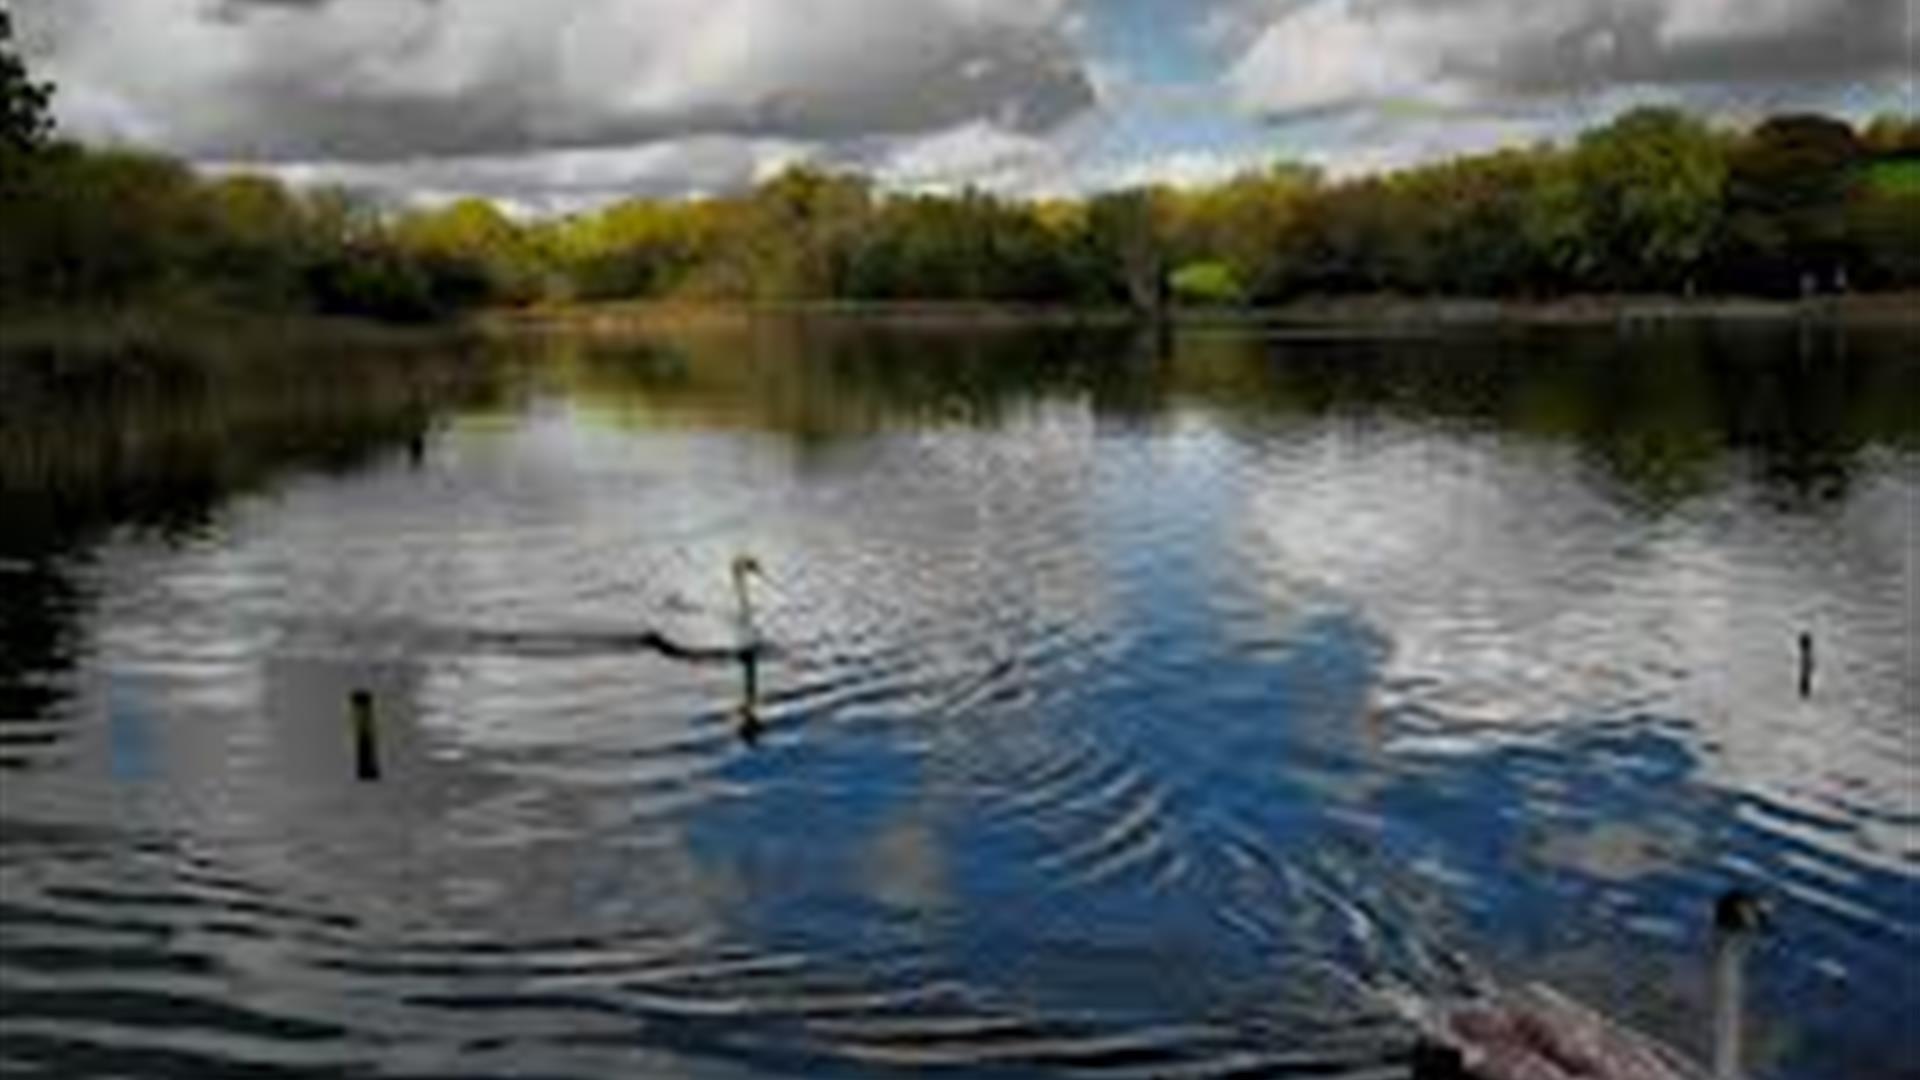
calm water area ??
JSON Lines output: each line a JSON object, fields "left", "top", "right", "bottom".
{"left": 1, "top": 317, "right": 1914, "bottom": 1078}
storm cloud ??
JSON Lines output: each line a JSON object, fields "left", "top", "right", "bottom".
{"left": 1223, "top": 0, "right": 1912, "bottom": 116}
{"left": 16, "top": 0, "right": 1095, "bottom": 160}
{"left": 10, "top": 0, "right": 1906, "bottom": 204}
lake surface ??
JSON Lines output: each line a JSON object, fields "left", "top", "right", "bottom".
{"left": 2, "top": 318, "right": 1915, "bottom": 1079}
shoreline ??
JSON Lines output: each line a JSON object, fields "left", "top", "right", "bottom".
{"left": 0, "top": 305, "right": 483, "bottom": 363}
{"left": 485, "top": 293, "right": 1920, "bottom": 334}
{"left": 3, "top": 291, "right": 1913, "bottom": 362}
{"left": 1239, "top": 292, "right": 1919, "bottom": 329}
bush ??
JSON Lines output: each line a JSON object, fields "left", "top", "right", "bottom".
{"left": 1171, "top": 261, "right": 1245, "bottom": 305}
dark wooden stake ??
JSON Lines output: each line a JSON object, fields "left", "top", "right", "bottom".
{"left": 1798, "top": 631, "right": 1815, "bottom": 699}
{"left": 1410, "top": 1039, "right": 1467, "bottom": 1080}
{"left": 350, "top": 689, "right": 382, "bottom": 781}
{"left": 736, "top": 652, "right": 763, "bottom": 747}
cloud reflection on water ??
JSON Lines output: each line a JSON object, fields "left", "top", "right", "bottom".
{"left": 1, "top": 317, "right": 1914, "bottom": 1079}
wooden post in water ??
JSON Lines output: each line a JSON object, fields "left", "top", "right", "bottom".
{"left": 1798, "top": 631, "right": 1815, "bottom": 699}
{"left": 736, "top": 651, "right": 764, "bottom": 747}
{"left": 1410, "top": 1040, "right": 1467, "bottom": 1080}
{"left": 350, "top": 689, "right": 382, "bottom": 781}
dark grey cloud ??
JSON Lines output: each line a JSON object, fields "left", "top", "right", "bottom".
{"left": 17, "top": 0, "right": 1094, "bottom": 161}
{"left": 1227, "top": 0, "right": 1911, "bottom": 116}
{"left": 10, "top": 0, "right": 1905, "bottom": 205}
{"left": 197, "top": 0, "right": 440, "bottom": 26}
{"left": 207, "top": 0, "right": 378, "bottom": 13}
{"left": 1464, "top": 0, "right": 1908, "bottom": 95}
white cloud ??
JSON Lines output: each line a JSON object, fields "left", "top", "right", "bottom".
{"left": 12, "top": 0, "right": 1905, "bottom": 206}
{"left": 870, "top": 121, "right": 1072, "bottom": 194}
{"left": 241, "top": 136, "right": 817, "bottom": 215}
{"left": 1087, "top": 146, "right": 1278, "bottom": 190}
{"left": 1656, "top": 0, "right": 1824, "bottom": 46}
{"left": 868, "top": 115, "right": 1283, "bottom": 198}
{"left": 16, "top": 0, "right": 1095, "bottom": 160}
{"left": 1227, "top": 0, "right": 1468, "bottom": 115}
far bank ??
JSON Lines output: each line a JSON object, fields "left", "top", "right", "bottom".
{"left": 481, "top": 293, "right": 1920, "bottom": 337}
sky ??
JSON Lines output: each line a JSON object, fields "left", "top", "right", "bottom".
{"left": 12, "top": 0, "right": 1916, "bottom": 212}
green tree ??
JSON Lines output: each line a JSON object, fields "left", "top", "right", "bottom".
{"left": 1420, "top": 150, "right": 1561, "bottom": 295}
{"left": 3, "top": 96, "right": 1913, "bottom": 320}
{"left": 1285, "top": 178, "right": 1430, "bottom": 294}
{"left": 551, "top": 197, "right": 725, "bottom": 300}
{"left": 1518, "top": 150, "right": 1593, "bottom": 292}
{"left": 1, "top": 4, "right": 53, "bottom": 302}
{"left": 395, "top": 197, "right": 548, "bottom": 306}
{"left": 1, "top": 6, "right": 52, "bottom": 154}
{"left": 740, "top": 167, "right": 873, "bottom": 300}
{"left": 847, "top": 189, "right": 1082, "bottom": 303}
{"left": 194, "top": 174, "right": 313, "bottom": 306}
{"left": 1573, "top": 107, "right": 1727, "bottom": 291}
{"left": 1171, "top": 163, "right": 1318, "bottom": 303}
{"left": 1170, "top": 260, "right": 1244, "bottom": 305}
{"left": 1716, "top": 113, "right": 1865, "bottom": 294}
{"left": 1860, "top": 114, "right": 1920, "bottom": 157}
{"left": 11, "top": 149, "right": 207, "bottom": 304}
{"left": 1086, "top": 188, "right": 1171, "bottom": 314}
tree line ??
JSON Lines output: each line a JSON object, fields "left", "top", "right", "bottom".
{"left": 4, "top": 11, "right": 1916, "bottom": 321}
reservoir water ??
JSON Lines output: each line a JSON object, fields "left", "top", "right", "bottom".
{"left": 2, "top": 318, "right": 1914, "bottom": 1078}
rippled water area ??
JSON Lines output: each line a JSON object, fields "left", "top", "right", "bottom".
{"left": 2, "top": 318, "right": 1915, "bottom": 1079}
